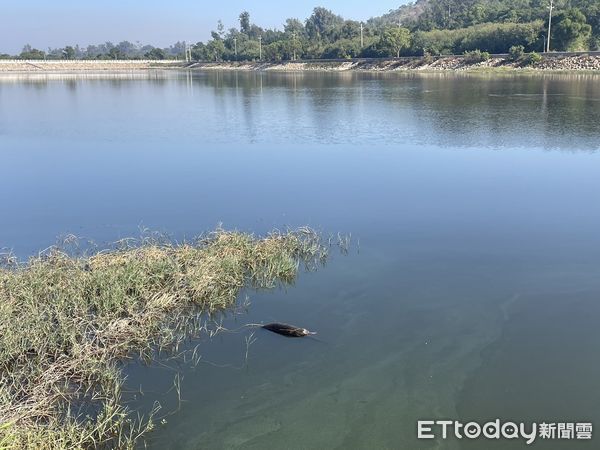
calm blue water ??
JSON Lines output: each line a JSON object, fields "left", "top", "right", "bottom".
{"left": 2, "top": 70, "right": 600, "bottom": 449}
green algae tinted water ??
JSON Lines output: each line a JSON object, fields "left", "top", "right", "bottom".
{"left": 2, "top": 71, "right": 600, "bottom": 449}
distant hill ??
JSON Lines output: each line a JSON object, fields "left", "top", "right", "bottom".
{"left": 369, "top": 0, "right": 599, "bottom": 34}
{"left": 368, "top": 1, "right": 429, "bottom": 28}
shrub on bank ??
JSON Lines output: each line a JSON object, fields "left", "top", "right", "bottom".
{"left": 509, "top": 45, "right": 526, "bottom": 61}
{"left": 464, "top": 49, "right": 491, "bottom": 64}
{"left": 522, "top": 52, "right": 543, "bottom": 66}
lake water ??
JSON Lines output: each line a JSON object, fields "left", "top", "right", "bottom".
{"left": 2, "top": 70, "right": 600, "bottom": 449}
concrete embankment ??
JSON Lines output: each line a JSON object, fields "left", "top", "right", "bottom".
{"left": 1, "top": 54, "right": 600, "bottom": 73}
{"left": 190, "top": 54, "right": 600, "bottom": 72}
{"left": 0, "top": 59, "right": 185, "bottom": 72}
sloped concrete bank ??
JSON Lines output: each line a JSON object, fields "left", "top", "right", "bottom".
{"left": 1, "top": 55, "right": 599, "bottom": 73}
{"left": 0, "top": 60, "right": 184, "bottom": 72}
{"left": 190, "top": 54, "right": 600, "bottom": 72}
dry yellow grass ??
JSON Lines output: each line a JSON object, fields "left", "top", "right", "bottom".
{"left": 0, "top": 227, "right": 328, "bottom": 449}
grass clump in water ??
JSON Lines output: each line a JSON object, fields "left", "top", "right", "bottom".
{"left": 0, "top": 227, "right": 328, "bottom": 449}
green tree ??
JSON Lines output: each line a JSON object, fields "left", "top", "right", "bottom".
{"left": 322, "top": 38, "right": 362, "bottom": 58}
{"left": 340, "top": 20, "right": 361, "bottom": 39}
{"left": 191, "top": 42, "right": 209, "bottom": 60}
{"left": 206, "top": 39, "right": 225, "bottom": 61}
{"left": 263, "top": 41, "right": 285, "bottom": 60}
{"left": 144, "top": 47, "right": 167, "bottom": 59}
{"left": 239, "top": 11, "right": 250, "bottom": 34}
{"left": 380, "top": 27, "right": 411, "bottom": 57}
{"left": 108, "top": 47, "right": 124, "bottom": 59}
{"left": 585, "top": 4, "right": 600, "bottom": 36}
{"left": 288, "top": 35, "right": 304, "bottom": 60}
{"left": 63, "top": 46, "right": 76, "bottom": 59}
{"left": 305, "top": 7, "right": 344, "bottom": 42}
{"left": 20, "top": 44, "right": 46, "bottom": 59}
{"left": 116, "top": 41, "right": 138, "bottom": 57}
{"left": 284, "top": 18, "right": 306, "bottom": 37}
{"left": 411, "top": 29, "right": 455, "bottom": 55}
{"left": 552, "top": 8, "right": 592, "bottom": 51}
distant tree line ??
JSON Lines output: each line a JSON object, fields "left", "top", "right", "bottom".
{"left": 3, "top": 41, "right": 184, "bottom": 61}
{"left": 4, "top": 1, "right": 599, "bottom": 61}
{"left": 191, "top": 3, "right": 599, "bottom": 61}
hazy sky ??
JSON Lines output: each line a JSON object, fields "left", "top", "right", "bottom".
{"left": 2, "top": 1, "right": 407, "bottom": 54}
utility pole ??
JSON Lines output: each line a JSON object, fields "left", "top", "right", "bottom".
{"left": 233, "top": 38, "right": 237, "bottom": 57}
{"left": 292, "top": 31, "right": 297, "bottom": 60}
{"left": 546, "top": 0, "right": 554, "bottom": 53}
{"left": 258, "top": 36, "right": 262, "bottom": 60}
{"left": 542, "top": 34, "right": 546, "bottom": 52}
{"left": 360, "top": 22, "right": 364, "bottom": 47}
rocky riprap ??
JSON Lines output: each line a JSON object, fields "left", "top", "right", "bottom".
{"left": 190, "top": 55, "right": 600, "bottom": 72}
{"left": 1, "top": 55, "right": 599, "bottom": 73}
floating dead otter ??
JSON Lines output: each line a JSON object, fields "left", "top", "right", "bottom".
{"left": 258, "top": 323, "right": 316, "bottom": 338}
